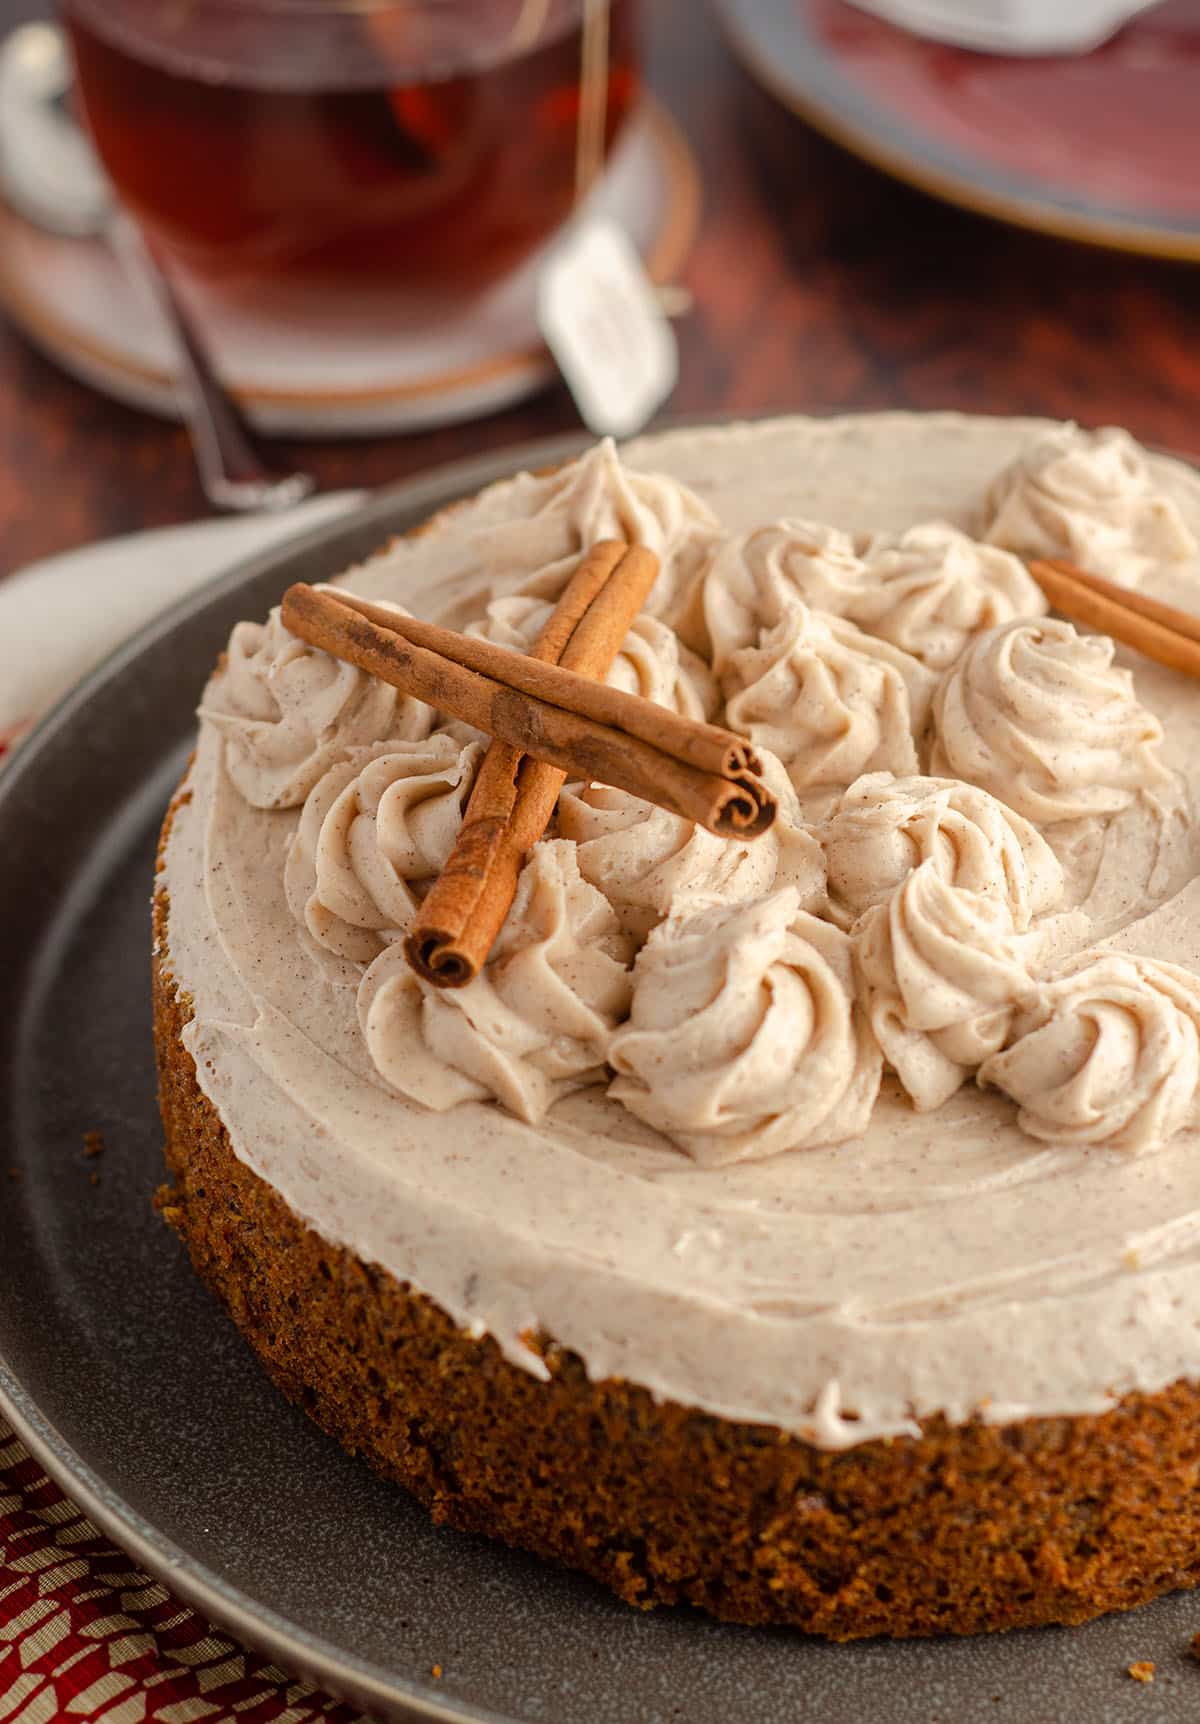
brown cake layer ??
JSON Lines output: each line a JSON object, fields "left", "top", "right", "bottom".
{"left": 152, "top": 786, "right": 1200, "bottom": 1639}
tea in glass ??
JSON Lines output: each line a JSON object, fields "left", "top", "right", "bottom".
{"left": 62, "top": 0, "right": 640, "bottom": 292}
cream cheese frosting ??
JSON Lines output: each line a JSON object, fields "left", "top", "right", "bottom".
{"left": 358, "top": 839, "right": 634, "bottom": 1123}
{"left": 608, "top": 890, "right": 882, "bottom": 1163}
{"left": 853, "top": 859, "right": 1041, "bottom": 1111}
{"left": 819, "top": 772, "right": 1064, "bottom": 931}
{"left": 198, "top": 605, "right": 434, "bottom": 809}
{"left": 980, "top": 423, "right": 1198, "bottom": 581}
{"left": 284, "top": 731, "right": 484, "bottom": 969}
{"left": 929, "top": 616, "right": 1172, "bottom": 823}
{"left": 720, "top": 600, "right": 936, "bottom": 795}
{"left": 162, "top": 414, "right": 1200, "bottom": 1450}
{"left": 980, "top": 951, "right": 1200, "bottom": 1152}
{"left": 556, "top": 773, "right": 821, "bottom": 940}
{"left": 705, "top": 517, "right": 1047, "bottom": 673}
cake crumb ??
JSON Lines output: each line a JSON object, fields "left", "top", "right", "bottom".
{"left": 88, "top": 1172, "right": 101, "bottom": 1187}
{"left": 83, "top": 1130, "right": 106, "bottom": 1159}
{"left": 1127, "top": 1660, "right": 1155, "bottom": 1683}
{"left": 431, "top": 1664, "right": 443, "bottom": 1680}
{"left": 6, "top": 1166, "right": 20, "bottom": 1182}
{"left": 1190, "top": 1631, "right": 1200, "bottom": 1661}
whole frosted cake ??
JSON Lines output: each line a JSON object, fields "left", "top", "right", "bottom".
{"left": 154, "top": 413, "right": 1200, "bottom": 1637}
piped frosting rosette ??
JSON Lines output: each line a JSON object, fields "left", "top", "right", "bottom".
{"left": 199, "top": 605, "right": 432, "bottom": 808}
{"left": 475, "top": 439, "right": 725, "bottom": 624}
{"left": 704, "top": 518, "right": 1047, "bottom": 677}
{"left": 720, "top": 600, "right": 937, "bottom": 795}
{"left": 929, "top": 617, "right": 1174, "bottom": 825}
{"left": 357, "top": 840, "right": 633, "bottom": 1123}
{"left": 557, "top": 785, "right": 781, "bottom": 940}
{"left": 854, "top": 860, "right": 1041, "bottom": 1110}
{"left": 558, "top": 749, "right": 825, "bottom": 940}
{"left": 284, "top": 731, "right": 483, "bottom": 966}
{"left": 608, "top": 887, "right": 881, "bottom": 1164}
{"left": 979, "top": 423, "right": 1197, "bottom": 580}
{"left": 701, "top": 518, "right": 1046, "bottom": 675}
{"left": 467, "top": 594, "right": 720, "bottom": 720}
{"left": 819, "top": 772, "right": 1065, "bottom": 931}
{"left": 855, "top": 524, "right": 1047, "bottom": 671}
{"left": 979, "top": 951, "right": 1200, "bottom": 1152}
{"left": 701, "top": 520, "right": 870, "bottom": 673}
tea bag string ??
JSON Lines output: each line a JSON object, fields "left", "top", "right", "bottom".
{"left": 507, "top": 0, "right": 611, "bottom": 203}
{"left": 575, "top": 0, "right": 610, "bottom": 202}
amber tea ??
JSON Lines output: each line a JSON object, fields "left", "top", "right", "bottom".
{"left": 62, "top": 0, "right": 639, "bottom": 291}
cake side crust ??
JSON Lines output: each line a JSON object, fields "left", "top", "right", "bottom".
{"left": 152, "top": 782, "right": 1200, "bottom": 1639}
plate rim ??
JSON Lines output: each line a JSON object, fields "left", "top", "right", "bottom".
{"left": 0, "top": 431, "right": 595, "bottom": 1724}
{"left": 713, "top": 0, "right": 1200, "bottom": 264}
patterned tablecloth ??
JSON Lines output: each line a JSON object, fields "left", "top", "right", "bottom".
{"left": 1, "top": 500, "right": 375, "bottom": 1723}
{"left": 0, "top": 1417, "right": 368, "bottom": 1724}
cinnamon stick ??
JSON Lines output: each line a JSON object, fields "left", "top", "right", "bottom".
{"left": 1029, "top": 557, "right": 1200, "bottom": 677}
{"left": 408, "top": 541, "right": 655, "bottom": 986}
{"left": 281, "top": 577, "right": 775, "bottom": 975}
{"left": 281, "top": 581, "right": 774, "bottom": 833}
{"left": 1037, "top": 556, "right": 1200, "bottom": 643}
{"left": 326, "top": 586, "right": 762, "bottom": 783}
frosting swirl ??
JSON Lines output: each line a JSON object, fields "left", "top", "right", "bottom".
{"left": 701, "top": 520, "right": 869, "bottom": 674}
{"left": 721, "top": 601, "right": 936, "bottom": 793}
{"left": 820, "top": 771, "right": 1064, "bottom": 931}
{"left": 483, "top": 439, "right": 724, "bottom": 624}
{"left": 857, "top": 523, "right": 1048, "bottom": 671}
{"left": 704, "top": 519, "right": 1045, "bottom": 676}
{"left": 199, "top": 606, "right": 431, "bottom": 808}
{"left": 979, "top": 424, "right": 1197, "bottom": 579}
{"left": 467, "top": 595, "right": 720, "bottom": 720}
{"left": 980, "top": 952, "right": 1200, "bottom": 1152}
{"left": 608, "top": 889, "right": 881, "bottom": 1163}
{"left": 358, "top": 840, "right": 633, "bottom": 1123}
{"left": 854, "top": 860, "right": 1039, "bottom": 1109}
{"left": 284, "top": 732, "right": 483, "bottom": 965}
{"left": 930, "top": 618, "right": 1172, "bottom": 824}
{"left": 558, "top": 755, "right": 825, "bottom": 939}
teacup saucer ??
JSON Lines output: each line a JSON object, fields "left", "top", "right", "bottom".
{"left": 0, "top": 99, "right": 698, "bottom": 437}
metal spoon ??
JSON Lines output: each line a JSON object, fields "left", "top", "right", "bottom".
{"left": 0, "top": 23, "right": 315, "bottom": 514}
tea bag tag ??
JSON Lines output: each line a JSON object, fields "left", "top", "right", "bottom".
{"left": 538, "top": 218, "right": 679, "bottom": 440}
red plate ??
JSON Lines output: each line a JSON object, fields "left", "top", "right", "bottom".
{"left": 713, "top": 0, "right": 1200, "bottom": 260}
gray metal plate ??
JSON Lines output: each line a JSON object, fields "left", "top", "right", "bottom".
{"left": 3, "top": 437, "right": 1200, "bottom": 1723}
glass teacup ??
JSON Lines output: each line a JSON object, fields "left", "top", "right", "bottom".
{"left": 60, "top": 0, "right": 640, "bottom": 295}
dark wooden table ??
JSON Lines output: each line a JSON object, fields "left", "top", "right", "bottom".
{"left": 3, "top": 0, "right": 1200, "bottom": 576}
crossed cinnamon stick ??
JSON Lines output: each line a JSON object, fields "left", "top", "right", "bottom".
{"left": 1027, "top": 556, "right": 1200, "bottom": 676}
{"left": 281, "top": 542, "right": 775, "bottom": 988}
